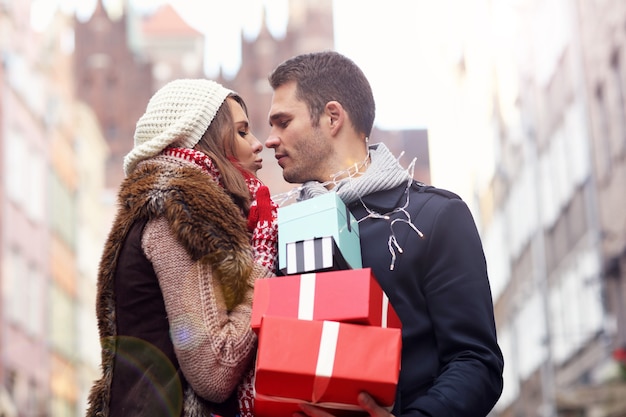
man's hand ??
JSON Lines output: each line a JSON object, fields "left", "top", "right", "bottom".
{"left": 356, "top": 392, "right": 395, "bottom": 417}
{"left": 294, "top": 392, "right": 395, "bottom": 417}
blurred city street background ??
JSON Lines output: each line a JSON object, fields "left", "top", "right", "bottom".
{"left": 1, "top": 0, "right": 626, "bottom": 415}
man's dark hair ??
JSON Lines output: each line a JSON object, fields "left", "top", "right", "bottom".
{"left": 268, "top": 51, "right": 375, "bottom": 137}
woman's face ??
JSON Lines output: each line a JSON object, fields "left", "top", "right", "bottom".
{"left": 228, "top": 98, "right": 263, "bottom": 174}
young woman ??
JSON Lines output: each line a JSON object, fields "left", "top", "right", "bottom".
{"left": 86, "top": 79, "right": 277, "bottom": 417}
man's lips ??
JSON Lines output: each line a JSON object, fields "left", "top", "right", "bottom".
{"left": 275, "top": 153, "right": 287, "bottom": 166}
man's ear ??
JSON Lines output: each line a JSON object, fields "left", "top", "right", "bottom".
{"left": 325, "top": 101, "right": 345, "bottom": 135}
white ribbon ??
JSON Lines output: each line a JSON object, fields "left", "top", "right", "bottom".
{"left": 298, "top": 273, "right": 316, "bottom": 320}
{"left": 382, "top": 293, "right": 389, "bottom": 328}
{"left": 315, "top": 321, "right": 339, "bottom": 377}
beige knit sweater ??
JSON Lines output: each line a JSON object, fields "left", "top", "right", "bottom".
{"left": 142, "top": 216, "right": 271, "bottom": 402}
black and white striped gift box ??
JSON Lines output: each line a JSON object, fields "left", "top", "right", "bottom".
{"left": 283, "top": 236, "right": 351, "bottom": 275}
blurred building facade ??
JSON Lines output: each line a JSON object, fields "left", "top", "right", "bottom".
{"left": 46, "top": 12, "right": 81, "bottom": 415}
{"left": 443, "top": 0, "right": 626, "bottom": 415}
{"left": 2, "top": 0, "right": 59, "bottom": 414}
{"left": 578, "top": 0, "right": 626, "bottom": 375}
{"left": 73, "top": 0, "right": 153, "bottom": 191}
{"left": 140, "top": 3, "right": 205, "bottom": 91}
{"left": 73, "top": 103, "right": 110, "bottom": 416}
{"left": 0, "top": 0, "right": 7, "bottom": 412}
{"left": 0, "top": 1, "right": 109, "bottom": 415}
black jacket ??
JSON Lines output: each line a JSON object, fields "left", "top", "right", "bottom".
{"left": 348, "top": 181, "right": 504, "bottom": 417}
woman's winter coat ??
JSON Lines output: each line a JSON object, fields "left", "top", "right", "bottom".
{"left": 86, "top": 156, "right": 271, "bottom": 417}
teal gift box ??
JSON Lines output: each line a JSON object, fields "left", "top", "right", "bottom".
{"left": 278, "top": 192, "right": 362, "bottom": 274}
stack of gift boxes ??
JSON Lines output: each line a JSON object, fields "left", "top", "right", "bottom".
{"left": 251, "top": 192, "right": 403, "bottom": 416}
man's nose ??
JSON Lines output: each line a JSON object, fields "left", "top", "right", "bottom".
{"left": 265, "top": 133, "right": 279, "bottom": 149}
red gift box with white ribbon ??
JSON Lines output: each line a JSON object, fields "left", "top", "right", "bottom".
{"left": 251, "top": 268, "right": 401, "bottom": 334}
{"left": 253, "top": 316, "right": 402, "bottom": 416}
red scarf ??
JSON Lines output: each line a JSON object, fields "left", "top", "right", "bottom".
{"left": 227, "top": 156, "right": 263, "bottom": 200}
{"left": 162, "top": 147, "right": 222, "bottom": 183}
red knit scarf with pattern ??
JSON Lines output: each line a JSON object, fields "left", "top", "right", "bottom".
{"left": 162, "top": 147, "right": 222, "bottom": 183}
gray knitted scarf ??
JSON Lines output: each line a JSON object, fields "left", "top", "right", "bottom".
{"left": 298, "top": 142, "right": 412, "bottom": 204}
{"left": 284, "top": 142, "right": 422, "bottom": 271}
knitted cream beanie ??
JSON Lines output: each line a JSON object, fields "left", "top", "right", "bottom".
{"left": 123, "top": 79, "right": 232, "bottom": 176}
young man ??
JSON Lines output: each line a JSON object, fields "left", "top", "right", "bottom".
{"left": 265, "top": 51, "right": 504, "bottom": 417}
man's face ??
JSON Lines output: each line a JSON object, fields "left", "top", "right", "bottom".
{"left": 266, "top": 81, "right": 332, "bottom": 184}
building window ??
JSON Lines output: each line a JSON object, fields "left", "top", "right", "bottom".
{"left": 1, "top": 247, "right": 45, "bottom": 337}
{"left": 26, "top": 149, "right": 45, "bottom": 223}
{"left": 594, "top": 83, "right": 612, "bottom": 182}
{"left": 4, "top": 369, "right": 16, "bottom": 397}
{"left": 610, "top": 50, "right": 626, "bottom": 156}
{"left": 50, "top": 283, "right": 77, "bottom": 357}
{"left": 26, "top": 264, "right": 45, "bottom": 337}
{"left": 4, "top": 129, "right": 26, "bottom": 206}
{"left": 49, "top": 172, "right": 77, "bottom": 248}
{"left": 3, "top": 130, "right": 46, "bottom": 223}
{"left": 2, "top": 248, "right": 26, "bottom": 326}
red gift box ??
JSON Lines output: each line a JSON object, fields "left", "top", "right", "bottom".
{"left": 254, "top": 395, "right": 366, "bottom": 417}
{"left": 254, "top": 316, "right": 402, "bottom": 416}
{"left": 251, "top": 268, "right": 401, "bottom": 333}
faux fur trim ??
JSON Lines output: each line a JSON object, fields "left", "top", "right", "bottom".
{"left": 120, "top": 160, "right": 253, "bottom": 308}
{"left": 86, "top": 158, "right": 253, "bottom": 417}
